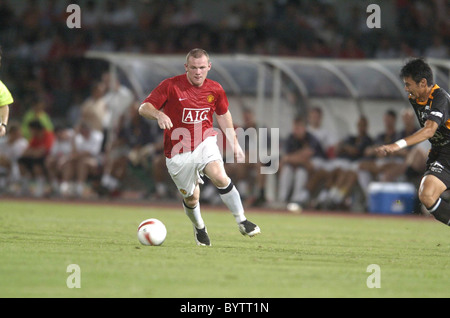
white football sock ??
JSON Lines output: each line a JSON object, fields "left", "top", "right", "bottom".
{"left": 183, "top": 201, "right": 205, "bottom": 229}
{"left": 218, "top": 179, "right": 246, "bottom": 224}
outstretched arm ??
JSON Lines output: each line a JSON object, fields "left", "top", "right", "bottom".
{"left": 375, "top": 120, "right": 437, "bottom": 156}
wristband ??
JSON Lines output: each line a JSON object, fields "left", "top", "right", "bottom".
{"left": 1, "top": 123, "right": 6, "bottom": 129}
{"left": 395, "top": 139, "right": 407, "bottom": 149}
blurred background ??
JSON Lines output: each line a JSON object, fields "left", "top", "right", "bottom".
{"left": 0, "top": 0, "right": 449, "bottom": 213}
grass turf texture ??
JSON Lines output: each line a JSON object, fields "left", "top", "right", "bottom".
{"left": 0, "top": 200, "right": 448, "bottom": 298}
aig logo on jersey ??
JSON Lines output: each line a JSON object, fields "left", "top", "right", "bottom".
{"left": 182, "top": 108, "right": 210, "bottom": 124}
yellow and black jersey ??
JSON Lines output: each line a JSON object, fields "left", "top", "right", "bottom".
{"left": 0, "top": 80, "right": 13, "bottom": 107}
{"left": 410, "top": 84, "right": 450, "bottom": 152}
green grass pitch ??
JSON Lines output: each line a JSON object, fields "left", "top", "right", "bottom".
{"left": 0, "top": 199, "right": 448, "bottom": 298}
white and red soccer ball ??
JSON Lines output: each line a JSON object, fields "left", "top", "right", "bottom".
{"left": 137, "top": 218, "right": 167, "bottom": 246}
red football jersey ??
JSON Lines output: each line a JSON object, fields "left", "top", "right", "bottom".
{"left": 143, "top": 74, "right": 229, "bottom": 158}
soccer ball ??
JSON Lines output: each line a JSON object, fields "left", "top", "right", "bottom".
{"left": 137, "top": 218, "right": 167, "bottom": 246}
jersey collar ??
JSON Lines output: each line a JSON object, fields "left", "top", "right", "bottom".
{"left": 415, "top": 84, "right": 440, "bottom": 105}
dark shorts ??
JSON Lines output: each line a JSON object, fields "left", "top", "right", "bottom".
{"left": 424, "top": 149, "right": 450, "bottom": 189}
{"left": 18, "top": 156, "right": 46, "bottom": 172}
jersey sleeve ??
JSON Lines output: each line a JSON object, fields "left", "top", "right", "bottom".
{"left": 428, "top": 91, "right": 450, "bottom": 127}
{"left": 0, "top": 81, "right": 14, "bottom": 107}
{"left": 143, "top": 79, "right": 171, "bottom": 110}
{"left": 214, "top": 84, "right": 229, "bottom": 116}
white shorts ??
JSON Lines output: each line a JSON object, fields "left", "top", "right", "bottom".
{"left": 166, "top": 136, "right": 223, "bottom": 198}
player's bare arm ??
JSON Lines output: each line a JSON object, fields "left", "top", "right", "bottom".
{"left": 0, "top": 105, "right": 9, "bottom": 137}
{"left": 375, "top": 119, "right": 437, "bottom": 156}
{"left": 138, "top": 102, "right": 173, "bottom": 130}
{"left": 216, "top": 110, "right": 245, "bottom": 163}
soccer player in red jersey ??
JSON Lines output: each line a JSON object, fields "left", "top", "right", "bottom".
{"left": 376, "top": 58, "right": 450, "bottom": 226}
{"left": 139, "top": 49, "right": 260, "bottom": 245}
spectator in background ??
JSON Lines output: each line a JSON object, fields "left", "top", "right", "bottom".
{"left": 18, "top": 120, "right": 54, "bottom": 197}
{"left": 0, "top": 123, "right": 28, "bottom": 192}
{"left": 20, "top": 0, "right": 42, "bottom": 39}
{"left": 21, "top": 99, "right": 54, "bottom": 140}
{"left": 109, "top": 0, "right": 137, "bottom": 27}
{"left": 82, "top": 0, "right": 100, "bottom": 30}
{"left": 338, "top": 37, "right": 365, "bottom": 59}
{"left": 101, "top": 101, "right": 164, "bottom": 196}
{"left": 46, "top": 32, "right": 68, "bottom": 61}
{"left": 359, "top": 109, "right": 403, "bottom": 186}
{"left": 399, "top": 108, "right": 419, "bottom": 138}
{"left": 307, "top": 106, "right": 337, "bottom": 158}
{"left": 305, "top": 106, "right": 340, "bottom": 207}
{"left": 101, "top": 72, "right": 135, "bottom": 149}
{"left": 100, "top": 1, "right": 117, "bottom": 27}
{"left": 123, "top": 103, "right": 166, "bottom": 199}
{"left": 60, "top": 123, "right": 103, "bottom": 198}
{"left": 374, "top": 36, "right": 398, "bottom": 59}
{"left": 89, "top": 32, "right": 116, "bottom": 52}
{"left": 314, "top": 115, "right": 373, "bottom": 209}
{"left": 424, "top": 35, "right": 448, "bottom": 59}
{"left": 224, "top": 108, "right": 271, "bottom": 207}
{"left": 398, "top": 109, "right": 429, "bottom": 185}
{"left": 219, "top": 4, "right": 243, "bottom": 31}
{"left": 79, "top": 81, "right": 107, "bottom": 137}
{"left": 373, "top": 108, "right": 428, "bottom": 185}
{"left": 398, "top": 41, "right": 420, "bottom": 59}
{"left": 0, "top": 1, "right": 15, "bottom": 31}
{"left": 277, "top": 115, "right": 325, "bottom": 208}
{"left": 45, "top": 125, "right": 74, "bottom": 196}
{"left": 169, "top": 0, "right": 202, "bottom": 28}
{"left": 40, "top": 0, "right": 66, "bottom": 28}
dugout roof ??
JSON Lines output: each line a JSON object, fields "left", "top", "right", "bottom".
{"left": 86, "top": 51, "right": 449, "bottom": 103}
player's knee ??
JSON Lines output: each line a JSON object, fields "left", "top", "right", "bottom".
{"left": 418, "top": 190, "right": 438, "bottom": 209}
{"left": 211, "top": 175, "right": 230, "bottom": 188}
{"left": 184, "top": 195, "right": 199, "bottom": 208}
{"left": 206, "top": 168, "right": 229, "bottom": 188}
{"left": 184, "top": 198, "right": 198, "bottom": 209}
{"left": 204, "top": 161, "right": 230, "bottom": 187}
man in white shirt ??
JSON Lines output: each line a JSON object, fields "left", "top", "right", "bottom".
{"left": 60, "top": 123, "right": 104, "bottom": 197}
{"left": 45, "top": 126, "right": 74, "bottom": 195}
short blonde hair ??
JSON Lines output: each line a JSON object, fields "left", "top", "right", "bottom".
{"left": 186, "top": 48, "right": 210, "bottom": 64}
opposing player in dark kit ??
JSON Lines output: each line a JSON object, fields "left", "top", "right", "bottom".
{"left": 375, "top": 58, "right": 450, "bottom": 226}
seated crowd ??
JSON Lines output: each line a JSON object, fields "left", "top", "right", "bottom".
{"left": 0, "top": 79, "right": 427, "bottom": 211}
{"left": 0, "top": 73, "right": 169, "bottom": 200}
{"left": 274, "top": 106, "right": 427, "bottom": 211}
{"left": 212, "top": 106, "right": 428, "bottom": 212}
